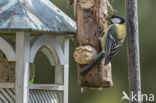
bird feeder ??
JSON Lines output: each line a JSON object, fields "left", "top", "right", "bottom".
{"left": 0, "top": 0, "right": 76, "bottom": 103}
{"left": 73, "top": 0, "right": 113, "bottom": 88}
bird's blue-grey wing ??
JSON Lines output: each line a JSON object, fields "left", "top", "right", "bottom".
{"left": 104, "top": 31, "right": 121, "bottom": 65}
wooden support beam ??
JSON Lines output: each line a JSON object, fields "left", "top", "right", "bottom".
{"left": 55, "top": 65, "right": 64, "bottom": 103}
{"left": 29, "top": 84, "right": 64, "bottom": 91}
{"left": 0, "top": 37, "right": 15, "bottom": 61}
{"left": 55, "top": 65, "right": 64, "bottom": 85}
{"left": 63, "top": 38, "right": 69, "bottom": 103}
{"left": 126, "top": 0, "right": 141, "bottom": 102}
{"left": 0, "top": 83, "right": 15, "bottom": 88}
{"left": 15, "top": 32, "right": 30, "bottom": 103}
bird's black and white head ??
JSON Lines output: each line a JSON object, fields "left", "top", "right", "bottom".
{"left": 108, "top": 15, "right": 125, "bottom": 24}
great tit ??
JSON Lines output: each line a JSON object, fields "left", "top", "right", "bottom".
{"left": 80, "top": 15, "right": 126, "bottom": 76}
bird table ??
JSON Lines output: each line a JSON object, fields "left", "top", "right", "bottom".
{"left": 0, "top": 0, "right": 76, "bottom": 103}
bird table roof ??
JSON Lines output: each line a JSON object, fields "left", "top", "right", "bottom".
{"left": 0, "top": 0, "right": 76, "bottom": 35}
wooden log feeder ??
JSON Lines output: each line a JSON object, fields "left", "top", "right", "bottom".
{"left": 72, "top": 0, "right": 115, "bottom": 87}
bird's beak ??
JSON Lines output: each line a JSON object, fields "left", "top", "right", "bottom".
{"left": 106, "top": 17, "right": 110, "bottom": 20}
{"left": 106, "top": 17, "right": 113, "bottom": 24}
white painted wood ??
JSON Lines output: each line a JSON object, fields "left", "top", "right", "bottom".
{"left": 30, "top": 34, "right": 64, "bottom": 65}
{"left": 36, "top": 90, "right": 45, "bottom": 103}
{"left": 12, "top": 88, "right": 15, "bottom": 93}
{"left": 0, "top": 93, "right": 9, "bottom": 103}
{"left": 47, "top": 91, "right": 53, "bottom": 103}
{"left": 0, "top": 83, "right": 15, "bottom": 88}
{"left": 64, "top": 64, "right": 69, "bottom": 103}
{"left": 53, "top": 91, "right": 59, "bottom": 102}
{"left": 42, "top": 90, "right": 51, "bottom": 103}
{"left": 39, "top": 90, "right": 47, "bottom": 102}
{"left": 29, "top": 90, "right": 60, "bottom": 103}
{"left": 29, "top": 94, "right": 34, "bottom": 102}
{"left": 0, "top": 99, "right": 3, "bottom": 103}
{"left": 40, "top": 47, "right": 55, "bottom": 66}
{"left": 55, "top": 36, "right": 65, "bottom": 52}
{"left": 63, "top": 38, "right": 69, "bottom": 103}
{"left": 29, "top": 84, "right": 64, "bottom": 91}
{"left": 0, "top": 89, "right": 15, "bottom": 103}
{"left": 15, "top": 32, "right": 30, "bottom": 103}
{"left": 0, "top": 89, "right": 14, "bottom": 102}
{"left": 63, "top": 38, "right": 69, "bottom": 64}
{"left": 50, "top": 91, "right": 57, "bottom": 103}
{"left": 55, "top": 65, "right": 64, "bottom": 85}
{"left": 0, "top": 37, "right": 15, "bottom": 61}
{"left": 5, "top": 89, "right": 15, "bottom": 99}
{"left": 29, "top": 90, "right": 38, "bottom": 102}
{"left": 55, "top": 65, "right": 64, "bottom": 103}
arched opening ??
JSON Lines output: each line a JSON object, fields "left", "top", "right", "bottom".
{"left": 29, "top": 46, "right": 63, "bottom": 103}
{"left": 33, "top": 47, "right": 55, "bottom": 84}
{"left": 31, "top": 46, "right": 63, "bottom": 85}
{"left": 29, "top": 35, "right": 64, "bottom": 85}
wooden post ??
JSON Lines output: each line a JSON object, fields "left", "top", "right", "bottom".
{"left": 126, "top": 0, "right": 141, "bottom": 103}
{"left": 55, "top": 65, "right": 63, "bottom": 103}
{"left": 74, "top": 0, "right": 113, "bottom": 87}
{"left": 15, "top": 32, "right": 30, "bottom": 103}
{"left": 63, "top": 38, "right": 69, "bottom": 103}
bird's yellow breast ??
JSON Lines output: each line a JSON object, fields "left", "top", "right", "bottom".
{"left": 115, "top": 24, "right": 126, "bottom": 40}
{"left": 101, "top": 24, "right": 126, "bottom": 50}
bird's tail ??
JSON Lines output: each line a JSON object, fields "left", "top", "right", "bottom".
{"left": 80, "top": 51, "right": 105, "bottom": 76}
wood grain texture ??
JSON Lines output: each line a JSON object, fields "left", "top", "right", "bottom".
{"left": 29, "top": 90, "right": 60, "bottom": 103}
{"left": 0, "top": 37, "right": 15, "bottom": 61}
{"left": 0, "top": 51, "right": 15, "bottom": 82}
{"left": 0, "top": 38, "right": 34, "bottom": 83}
{"left": 126, "top": 0, "right": 141, "bottom": 102}
{"left": 75, "top": 0, "right": 113, "bottom": 88}
{"left": 15, "top": 32, "right": 30, "bottom": 103}
{"left": 29, "top": 84, "right": 64, "bottom": 91}
{"left": 0, "top": 88, "right": 15, "bottom": 103}
{"left": 63, "top": 38, "right": 69, "bottom": 103}
{"left": 0, "top": 83, "right": 15, "bottom": 88}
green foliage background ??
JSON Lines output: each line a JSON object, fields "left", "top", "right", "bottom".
{"left": 50, "top": 0, "right": 156, "bottom": 103}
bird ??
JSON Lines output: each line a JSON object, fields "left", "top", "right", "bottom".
{"left": 80, "top": 15, "right": 126, "bottom": 76}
